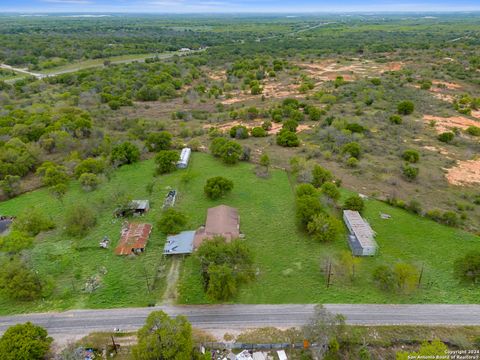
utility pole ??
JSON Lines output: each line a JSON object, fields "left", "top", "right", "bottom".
{"left": 326, "top": 260, "right": 332, "bottom": 288}
{"left": 418, "top": 263, "right": 424, "bottom": 288}
{"left": 111, "top": 335, "right": 118, "bottom": 354}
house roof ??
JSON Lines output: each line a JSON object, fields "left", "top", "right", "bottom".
{"left": 343, "top": 210, "right": 377, "bottom": 249}
{"left": 115, "top": 223, "right": 152, "bottom": 255}
{"left": 164, "top": 231, "right": 195, "bottom": 255}
{"left": 193, "top": 205, "right": 240, "bottom": 249}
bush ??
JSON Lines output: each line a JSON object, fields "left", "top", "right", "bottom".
{"left": 397, "top": 101, "right": 415, "bottom": 115}
{"left": 402, "top": 164, "right": 419, "bottom": 181}
{"left": 466, "top": 126, "right": 480, "bottom": 136}
{"left": 74, "top": 157, "right": 105, "bottom": 178}
{"left": 343, "top": 195, "right": 365, "bottom": 212}
{"left": 204, "top": 176, "right": 234, "bottom": 200}
{"left": 402, "top": 149, "right": 420, "bottom": 163}
{"left": 111, "top": 142, "right": 140, "bottom": 166}
{"left": 345, "top": 123, "right": 366, "bottom": 133}
{"left": 341, "top": 142, "right": 361, "bottom": 159}
{"left": 282, "top": 119, "right": 298, "bottom": 132}
{"left": 307, "top": 213, "right": 342, "bottom": 242}
{"left": 229, "top": 125, "right": 249, "bottom": 139}
{"left": 251, "top": 127, "right": 267, "bottom": 137}
{"left": 296, "top": 183, "right": 317, "bottom": 197}
{"left": 276, "top": 129, "right": 300, "bottom": 147}
{"left": 311, "top": 165, "right": 333, "bottom": 188}
{"left": 65, "top": 204, "right": 97, "bottom": 237}
{"left": 146, "top": 131, "right": 172, "bottom": 151}
{"left": 155, "top": 150, "right": 179, "bottom": 174}
{"left": 0, "top": 258, "right": 43, "bottom": 301}
{"left": 158, "top": 209, "right": 187, "bottom": 235}
{"left": 262, "top": 120, "right": 272, "bottom": 130}
{"left": 372, "top": 265, "right": 395, "bottom": 291}
{"left": 320, "top": 182, "right": 340, "bottom": 201}
{"left": 454, "top": 251, "right": 480, "bottom": 284}
{"left": 389, "top": 115, "right": 403, "bottom": 124}
{"left": 0, "top": 230, "right": 33, "bottom": 254}
{"left": 79, "top": 173, "right": 100, "bottom": 191}
{"left": 13, "top": 208, "right": 55, "bottom": 236}
{"left": 438, "top": 132, "right": 455, "bottom": 143}
{"left": 346, "top": 157, "right": 359, "bottom": 168}
{"left": 296, "top": 195, "right": 323, "bottom": 228}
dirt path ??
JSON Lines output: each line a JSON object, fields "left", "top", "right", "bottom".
{"left": 162, "top": 257, "right": 181, "bottom": 305}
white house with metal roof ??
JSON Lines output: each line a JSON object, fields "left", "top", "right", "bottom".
{"left": 343, "top": 210, "right": 378, "bottom": 256}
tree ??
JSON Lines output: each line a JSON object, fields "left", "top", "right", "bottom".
{"left": 312, "top": 165, "right": 333, "bottom": 188}
{"left": 320, "top": 182, "right": 340, "bottom": 202}
{"left": 111, "top": 142, "right": 140, "bottom": 166}
{"left": 210, "top": 137, "right": 228, "bottom": 156}
{"left": 307, "top": 213, "right": 343, "bottom": 242}
{"left": 402, "top": 149, "right": 420, "bottom": 163}
{"left": 454, "top": 251, "right": 480, "bottom": 284}
{"left": 276, "top": 129, "right": 300, "bottom": 147}
{"left": 0, "top": 258, "right": 43, "bottom": 301}
{"left": 282, "top": 119, "right": 298, "bottom": 132}
{"left": 296, "top": 183, "right": 317, "bottom": 197}
{"left": 296, "top": 195, "right": 323, "bottom": 228}
{"left": 204, "top": 176, "right": 234, "bottom": 200}
{"left": 158, "top": 209, "right": 187, "bottom": 235}
{"left": 343, "top": 195, "right": 365, "bottom": 212}
{"left": 132, "top": 311, "right": 193, "bottom": 360}
{"left": 64, "top": 203, "right": 97, "bottom": 237}
{"left": 402, "top": 164, "right": 419, "bottom": 181}
{"left": 155, "top": 150, "right": 179, "bottom": 174}
{"left": 0, "top": 230, "right": 33, "bottom": 254}
{"left": 372, "top": 265, "right": 395, "bottom": 291}
{"left": 438, "top": 132, "right": 455, "bottom": 143}
{"left": 146, "top": 131, "right": 172, "bottom": 152}
{"left": 397, "top": 101, "right": 415, "bottom": 115}
{"left": 13, "top": 208, "right": 55, "bottom": 236}
{"left": 0, "top": 174, "right": 21, "bottom": 198}
{"left": 206, "top": 264, "right": 237, "bottom": 300}
{"left": 230, "top": 125, "right": 249, "bottom": 139}
{"left": 36, "top": 161, "right": 69, "bottom": 188}
{"left": 397, "top": 339, "right": 448, "bottom": 360}
{"left": 251, "top": 127, "right": 267, "bottom": 137}
{"left": 74, "top": 157, "right": 105, "bottom": 178}
{"left": 393, "top": 263, "right": 418, "bottom": 292}
{"left": 0, "top": 322, "right": 52, "bottom": 360}
{"left": 136, "top": 85, "right": 159, "bottom": 101}
{"left": 79, "top": 173, "right": 100, "bottom": 191}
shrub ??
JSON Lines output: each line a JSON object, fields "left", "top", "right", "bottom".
{"left": 397, "top": 101, "right": 415, "bottom": 115}
{"left": 155, "top": 150, "right": 179, "bottom": 174}
{"left": 345, "top": 123, "right": 366, "bottom": 133}
{"left": 276, "top": 129, "right": 300, "bottom": 147}
{"left": 402, "top": 149, "right": 420, "bottom": 163}
{"left": 466, "top": 126, "right": 480, "bottom": 136}
{"left": 346, "top": 157, "right": 359, "bottom": 168}
{"left": 74, "top": 157, "right": 105, "bottom": 178}
{"left": 372, "top": 265, "right": 395, "bottom": 291}
{"left": 311, "top": 165, "right": 333, "bottom": 188}
{"left": 402, "top": 164, "right": 419, "bottom": 181}
{"left": 0, "top": 258, "right": 43, "bottom": 301}
{"left": 320, "top": 182, "right": 340, "bottom": 201}
{"left": 341, "top": 142, "right": 361, "bottom": 159}
{"left": 79, "top": 173, "right": 100, "bottom": 191}
{"left": 296, "top": 183, "right": 317, "bottom": 197}
{"left": 65, "top": 204, "right": 96, "bottom": 237}
{"left": 13, "top": 208, "right": 55, "bottom": 236}
{"left": 438, "top": 132, "right": 455, "bottom": 143}
{"left": 296, "top": 195, "right": 323, "bottom": 228}
{"left": 370, "top": 78, "right": 381, "bottom": 86}
{"left": 282, "top": 119, "right": 298, "bottom": 132}
{"left": 261, "top": 120, "right": 272, "bottom": 130}
{"left": 145, "top": 131, "right": 172, "bottom": 151}
{"left": 343, "top": 195, "right": 365, "bottom": 212}
{"left": 0, "top": 231, "right": 33, "bottom": 254}
{"left": 158, "top": 209, "right": 187, "bottom": 235}
{"left": 204, "top": 176, "right": 234, "bottom": 200}
{"left": 0, "top": 322, "right": 52, "bottom": 360}
{"left": 111, "top": 142, "right": 140, "bottom": 166}
{"left": 307, "top": 213, "right": 342, "bottom": 242}
{"left": 454, "top": 251, "right": 480, "bottom": 284}
{"left": 389, "top": 115, "right": 403, "bottom": 124}
{"left": 220, "top": 141, "right": 243, "bottom": 164}
{"left": 229, "top": 125, "right": 249, "bottom": 139}
{"left": 251, "top": 127, "right": 267, "bottom": 137}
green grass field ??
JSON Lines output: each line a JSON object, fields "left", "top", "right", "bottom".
{"left": 0, "top": 153, "right": 478, "bottom": 315}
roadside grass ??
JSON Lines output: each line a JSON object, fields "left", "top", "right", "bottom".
{"left": 0, "top": 153, "right": 479, "bottom": 315}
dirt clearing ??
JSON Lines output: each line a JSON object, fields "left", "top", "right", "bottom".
{"left": 423, "top": 114, "right": 480, "bottom": 133}
{"left": 446, "top": 159, "right": 480, "bottom": 186}
{"left": 203, "top": 120, "right": 313, "bottom": 135}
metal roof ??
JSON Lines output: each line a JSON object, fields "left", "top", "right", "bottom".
{"left": 193, "top": 205, "right": 240, "bottom": 249}
{"left": 115, "top": 223, "right": 152, "bottom": 255}
{"left": 164, "top": 231, "right": 195, "bottom": 255}
{"left": 131, "top": 200, "right": 149, "bottom": 211}
{"left": 343, "top": 210, "right": 377, "bottom": 249}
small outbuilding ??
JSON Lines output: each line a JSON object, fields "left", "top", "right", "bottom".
{"left": 114, "top": 200, "right": 150, "bottom": 217}
{"left": 115, "top": 222, "right": 152, "bottom": 255}
{"left": 0, "top": 216, "right": 14, "bottom": 236}
{"left": 177, "top": 147, "right": 191, "bottom": 169}
{"left": 343, "top": 210, "right": 378, "bottom": 256}
{"left": 163, "top": 231, "right": 196, "bottom": 255}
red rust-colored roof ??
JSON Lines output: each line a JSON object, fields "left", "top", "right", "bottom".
{"left": 115, "top": 223, "right": 152, "bottom": 256}
{"left": 193, "top": 205, "right": 240, "bottom": 249}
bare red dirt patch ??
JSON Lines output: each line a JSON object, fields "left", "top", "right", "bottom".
{"left": 423, "top": 114, "right": 480, "bottom": 133}
{"left": 446, "top": 159, "right": 480, "bottom": 186}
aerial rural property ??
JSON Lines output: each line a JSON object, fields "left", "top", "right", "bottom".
{"left": 0, "top": 0, "right": 479, "bottom": 359}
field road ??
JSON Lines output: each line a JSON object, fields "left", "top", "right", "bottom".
{"left": 1, "top": 304, "right": 479, "bottom": 343}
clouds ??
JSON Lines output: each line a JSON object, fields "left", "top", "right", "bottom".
{"left": 42, "top": 0, "right": 93, "bottom": 4}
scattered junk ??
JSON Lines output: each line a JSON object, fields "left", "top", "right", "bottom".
{"left": 99, "top": 236, "right": 110, "bottom": 249}
{"left": 359, "top": 193, "right": 369, "bottom": 200}
{"left": 236, "top": 350, "right": 253, "bottom": 360}
{"left": 0, "top": 215, "right": 14, "bottom": 236}
{"left": 164, "top": 230, "right": 196, "bottom": 255}
{"left": 163, "top": 190, "right": 177, "bottom": 209}
{"left": 380, "top": 213, "right": 392, "bottom": 219}
{"left": 114, "top": 200, "right": 150, "bottom": 218}
{"left": 115, "top": 222, "right": 152, "bottom": 255}
{"left": 193, "top": 205, "right": 240, "bottom": 250}
{"left": 83, "top": 275, "right": 101, "bottom": 293}
{"left": 343, "top": 210, "right": 378, "bottom": 256}
{"left": 177, "top": 147, "right": 192, "bottom": 169}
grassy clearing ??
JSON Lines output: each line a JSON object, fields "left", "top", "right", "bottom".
{"left": 0, "top": 153, "right": 479, "bottom": 314}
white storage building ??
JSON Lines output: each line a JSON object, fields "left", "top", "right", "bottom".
{"left": 177, "top": 147, "right": 191, "bottom": 169}
{"left": 343, "top": 210, "right": 378, "bottom": 256}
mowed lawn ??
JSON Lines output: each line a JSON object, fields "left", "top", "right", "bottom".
{"left": 0, "top": 153, "right": 479, "bottom": 315}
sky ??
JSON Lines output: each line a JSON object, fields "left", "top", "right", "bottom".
{"left": 2, "top": 0, "right": 480, "bottom": 13}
